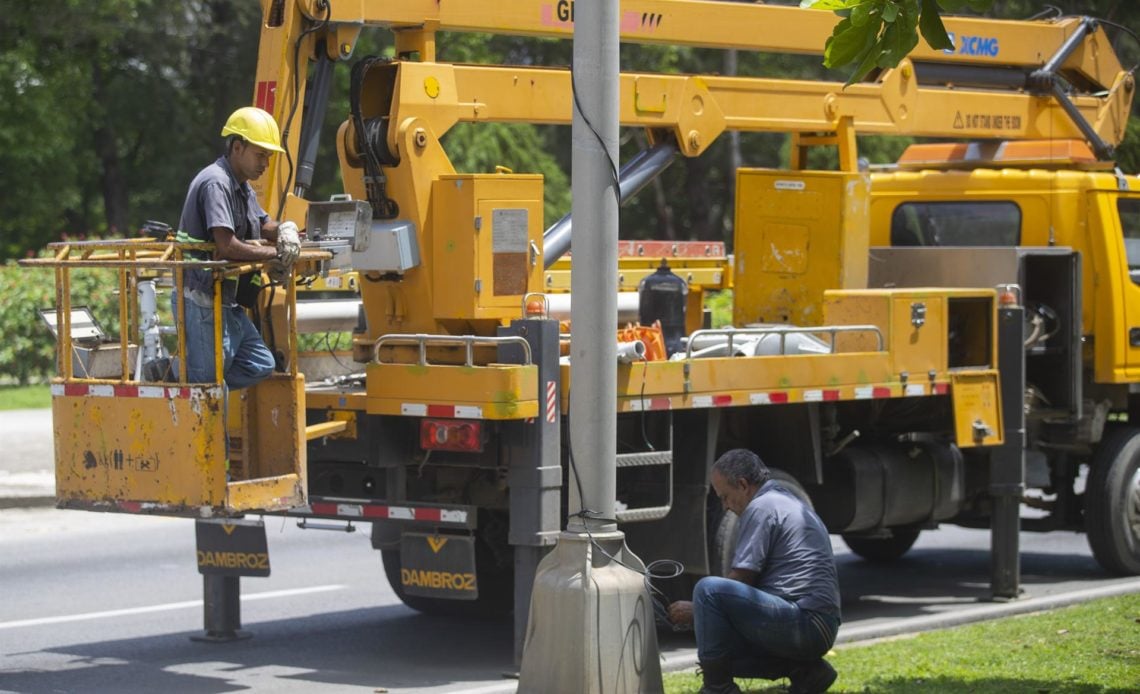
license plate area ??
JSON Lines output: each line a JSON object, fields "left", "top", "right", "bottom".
{"left": 399, "top": 533, "right": 478, "bottom": 600}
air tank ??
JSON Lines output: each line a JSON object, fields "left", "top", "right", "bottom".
{"left": 638, "top": 259, "right": 688, "bottom": 356}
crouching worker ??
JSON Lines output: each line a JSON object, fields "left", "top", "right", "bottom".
{"left": 175, "top": 106, "right": 301, "bottom": 387}
{"left": 668, "top": 449, "right": 841, "bottom": 694}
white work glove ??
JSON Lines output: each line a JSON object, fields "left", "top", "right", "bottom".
{"left": 276, "top": 221, "right": 301, "bottom": 266}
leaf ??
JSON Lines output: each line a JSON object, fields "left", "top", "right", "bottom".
{"left": 919, "top": 0, "right": 954, "bottom": 50}
{"left": 800, "top": 0, "right": 852, "bottom": 9}
{"left": 845, "top": 39, "right": 882, "bottom": 85}
{"left": 824, "top": 16, "right": 882, "bottom": 69}
{"left": 882, "top": 2, "right": 900, "bottom": 23}
{"left": 850, "top": 1, "right": 884, "bottom": 27}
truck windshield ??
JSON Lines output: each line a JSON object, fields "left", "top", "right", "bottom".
{"left": 1119, "top": 198, "right": 1140, "bottom": 284}
{"left": 890, "top": 201, "right": 1021, "bottom": 247}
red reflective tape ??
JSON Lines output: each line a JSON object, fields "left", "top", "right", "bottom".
{"left": 712, "top": 394, "right": 733, "bottom": 407}
{"left": 113, "top": 385, "right": 138, "bottom": 398}
{"left": 934, "top": 383, "right": 949, "bottom": 395}
{"left": 118, "top": 501, "right": 141, "bottom": 513}
{"left": 546, "top": 380, "right": 558, "bottom": 424}
{"left": 264, "top": 81, "right": 276, "bottom": 115}
{"left": 309, "top": 502, "right": 337, "bottom": 515}
{"left": 768, "top": 392, "right": 789, "bottom": 404}
{"left": 650, "top": 397, "right": 672, "bottom": 410}
{"left": 426, "top": 404, "right": 454, "bottom": 418}
{"left": 64, "top": 384, "right": 87, "bottom": 397}
{"left": 873, "top": 386, "right": 892, "bottom": 398}
{"left": 256, "top": 81, "right": 267, "bottom": 110}
{"left": 363, "top": 505, "right": 389, "bottom": 519}
{"left": 415, "top": 508, "right": 443, "bottom": 522}
{"left": 822, "top": 390, "right": 840, "bottom": 401}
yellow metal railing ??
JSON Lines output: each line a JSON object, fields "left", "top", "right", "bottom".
{"left": 20, "top": 239, "right": 328, "bottom": 385}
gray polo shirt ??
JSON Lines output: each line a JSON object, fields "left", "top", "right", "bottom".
{"left": 731, "top": 480, "right": 841, "bottom": 617}
{"left": 176, "top": 157, "right": 268, "bottom": 303}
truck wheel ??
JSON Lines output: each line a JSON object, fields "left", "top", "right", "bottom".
{"left": 841, "top": 529, "right": 921, "bottom": 563}
{"left": 1085, "top": 427, "right": 1140, "bottom": 575}
{"left": 709, "top": 469, "right": 812, "bottom": 576}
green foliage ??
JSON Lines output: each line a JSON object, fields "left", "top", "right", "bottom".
{"left": 0, "top": 0, "right": 261, "bottom": 261}
{"left": 0, "top": 262, "right": 122, "bottom": 385}
{"left": 0, "top": 385, "right": 51, "bottom": 409}
{"left": 663, "top": 593, "right": 1140, "bottom": 692}
{"left": 705, "top": 290, "right": 734, "bottom": 329}
{"left": 802, "top": 0, "right": 995, "bottom": 83}
{"left": 1119, "top": 117, "right": 1140, "bottom": 175}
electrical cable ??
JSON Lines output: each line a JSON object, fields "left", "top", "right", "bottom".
{"left": 1058, "top": 14, "right": 1140, "bottom": 75}
{"left": 350, "top": 57, "right": 400, "bottom": 219}
{"left": 1094, "top": 18, "right": 1140, "bottom": 74}
{"left": 569, "top": 67, "right": 622, "bottom": 210}
{"left": 276, "top": 0, "right": 333, "bottom": 221}
{"left": 638, "top": 353, "right": 655, "bottom": 452}
{"left": 563, "top": 399, "right": 687, "bottom": 631}
{"left": 324, "top": 330, "right": 353, "bottom": 371}
{"left": 564, "top": 58, "right": 681, "bottom": 624}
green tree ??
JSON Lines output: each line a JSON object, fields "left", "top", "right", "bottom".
{"left": 802, "top": 0, "right": 995, "bottom": 82}
{"left": 0, "top": 0, "right": 261, "bottom": 261}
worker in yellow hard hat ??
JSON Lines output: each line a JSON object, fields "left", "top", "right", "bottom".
{"left": 174, "top": 106, "right": 302, "bottom": 387}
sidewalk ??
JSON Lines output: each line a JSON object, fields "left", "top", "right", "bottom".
{"left": 0, "top": 408, "right": 55, "bottom": 508}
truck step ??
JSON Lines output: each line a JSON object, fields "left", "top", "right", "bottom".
{"left": 616, "top": 505, "right": 672, "bottom": 522}
{"left": 615, "top": 451, "right": 673, "bottom": 468}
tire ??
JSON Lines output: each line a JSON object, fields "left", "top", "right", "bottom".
{"left": 1085, "top": 427, "right": 1140, "bottom": 575}
{"left": 842, "top": 528, "right": 921, "bottom": 563}
{"left": 709, "top": 469, "right": 813, "bottom": 576}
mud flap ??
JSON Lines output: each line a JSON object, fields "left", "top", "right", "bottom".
{"left": 399, "top": 533, "right": 478, "bottom": 600}
{"left": 195, "top": 518, "right": 270, "bottom": 577}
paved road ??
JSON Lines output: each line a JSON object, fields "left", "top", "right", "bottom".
{"left": 2, "top": 505, "right": 1137, "bottom": 694}
{"left": 0, "top": 409, "right": 54, "bottom": 505}
{"left": 0, "top": 409, "right": 53, "bottom": 473}
{"left": 2, "top": 409, "right": 1138, "bottom": 691}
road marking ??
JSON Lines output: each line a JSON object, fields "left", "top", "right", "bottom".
{"left": 0, "top": 584, "right": 345, "bottom": 630}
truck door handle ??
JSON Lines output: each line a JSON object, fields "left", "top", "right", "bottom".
{"left": 1131, "top": 328, "right": 1140, "bottom": 347}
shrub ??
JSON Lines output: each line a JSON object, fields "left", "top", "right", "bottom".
{"left": 0, "top": 261, "right": 122, "bottom": 384}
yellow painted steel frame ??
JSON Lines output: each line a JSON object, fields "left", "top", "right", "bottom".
{"left": 867, "top": 168, "right": 1140, "bottom": 385}
{"left": 552, "top": 286, "right": 1001, "bottom": 448}
{"left": 255, "top": 0, "right": 1133, "bottom": 249}
{"left": 366, "top": 363, "right": 539, "bottom": 420}
{"left": 19, "top": 241, "right": 322, "bottom": 515}
{"left": 244, "top": 1, "right": 1121, "bottom": 438}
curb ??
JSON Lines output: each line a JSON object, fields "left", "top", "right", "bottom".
{"left": 448, "top": 579, "right": 1140, "bottom": 694}
{"left": 658, "top": 579, "right": 1140, "bottom": 675}
{"left": 833, "top": 579, "right": 1140, "bottom": 645}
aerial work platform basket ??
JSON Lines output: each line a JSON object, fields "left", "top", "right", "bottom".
{"left": 20, "top": 239, "right": 322, "bottom": 516}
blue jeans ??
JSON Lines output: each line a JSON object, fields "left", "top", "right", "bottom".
{"left": 693, "top": 576, "right": 839, "bottom": 680}
{"left": 181, "top": 297, "right": 275, "bottom": 388}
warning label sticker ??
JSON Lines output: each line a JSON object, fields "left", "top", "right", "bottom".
{"left": 953, "top": 112, "right": 1022, "bottom": 131}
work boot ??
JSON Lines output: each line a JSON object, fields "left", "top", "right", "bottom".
{"left": 697, "top": 656, "right": 743, "bottom": 694}
{"left": 788, "top": 658, "right": 837, "bottom": 694}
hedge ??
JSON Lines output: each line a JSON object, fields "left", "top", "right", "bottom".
{"left": 0, "top": 261, "right": 122, "bottom": 384}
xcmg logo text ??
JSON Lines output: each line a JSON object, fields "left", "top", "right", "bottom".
{"left": 944, "top": 32, "right": 1000, "bottom": 57}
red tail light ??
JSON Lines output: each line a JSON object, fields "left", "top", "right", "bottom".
{"left": 420, "top": 419, "right": 484, "bottom": 452}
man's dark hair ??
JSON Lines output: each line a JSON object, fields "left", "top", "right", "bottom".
{"left": 225, "top": 135, "right": 245, "bottom": 156}
{"left": 713, "top": 449, "right": 771, "bottom": 487}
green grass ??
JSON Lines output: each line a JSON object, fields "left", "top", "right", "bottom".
{"left": 0, "top": 384, "right": 51, "bottom": 410}
{"left": 664, "top": 593, "right": 1140, "bottom": 693}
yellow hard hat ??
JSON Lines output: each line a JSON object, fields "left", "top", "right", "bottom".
{"left": 220, "top": 106, "right": 285, "bottom": 153}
